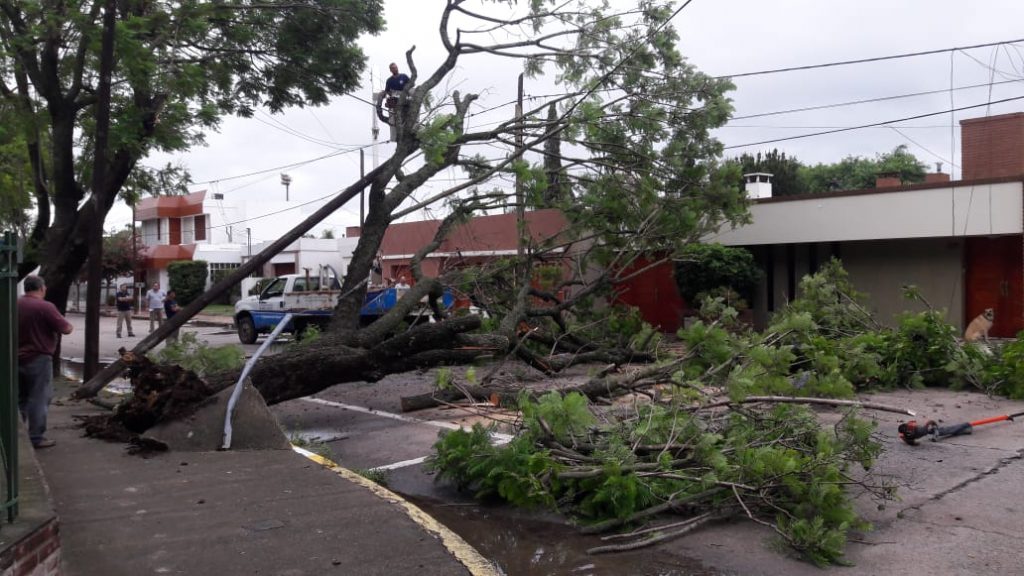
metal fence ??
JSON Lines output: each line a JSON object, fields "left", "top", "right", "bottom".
{"left": 1, "top": 232, "right": 18, "bottom": 523}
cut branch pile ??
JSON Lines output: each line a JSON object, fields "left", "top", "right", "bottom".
{"left": 427, "top": 391, "right": 894, "bottom": 566}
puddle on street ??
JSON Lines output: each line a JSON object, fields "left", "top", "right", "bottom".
{"left": 408, "top": 496, "right": 718, "bottom": 576}
{"left": 61, "top": 359, "right": 132, "bottom": 394}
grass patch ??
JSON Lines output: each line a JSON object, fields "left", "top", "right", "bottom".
{"left": 200, "top": 304, "right": 236, "bottom": 317}
{"left": 355, "top": 468, "right": 390, "bottom": 486}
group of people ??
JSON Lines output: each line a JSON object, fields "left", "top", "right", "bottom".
{"left": 383, "top": 275, "right": 411, "bottom": 289}
{"left": 141, "top": 282, "right": 180, "bottom": 336}
{"left": 115, "top": 281, "right": 180, "bottom": 337}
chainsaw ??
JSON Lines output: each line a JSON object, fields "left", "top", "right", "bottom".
{"left": 898, "top": 410, "right": 1024, "bottom": 445}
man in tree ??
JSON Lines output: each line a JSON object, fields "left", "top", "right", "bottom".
{"left": 18, "top": 276, "right": 73, "bottom": 449}
{"left": 77, "top": 1, "right": 748, "bottom": 406}
{"left": 384, "top": 62, "right": 410, "bottom": 112}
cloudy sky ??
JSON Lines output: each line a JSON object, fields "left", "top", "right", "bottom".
{"left": 107, "top": 0, "right": 1024, "bottom": 243}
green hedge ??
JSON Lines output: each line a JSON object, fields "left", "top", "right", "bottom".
{"left": 209, "top": 267, "right": 242, "bottom": 305}
{"left": 168, "top": 260, "right": 208, "bottom": 306}
{"left": 674, "top": 243, "right": 761, "bottom": 306}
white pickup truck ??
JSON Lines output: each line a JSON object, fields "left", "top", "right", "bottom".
{"left": 233, "top": 273, "right": 453, "bottom": 344}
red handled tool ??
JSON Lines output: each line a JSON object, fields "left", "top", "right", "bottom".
{"left": 898, "top": 410, "right": 1024, "bottom": 445}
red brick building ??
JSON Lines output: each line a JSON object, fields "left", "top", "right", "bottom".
{"left": 347, "top": 209, "right": 570, "bottom": 283}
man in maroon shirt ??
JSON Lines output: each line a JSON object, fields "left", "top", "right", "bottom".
{"left": 18, "top": 275, "right": 73, "bottom": 449}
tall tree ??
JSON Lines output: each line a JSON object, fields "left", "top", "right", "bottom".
{"left": 732, "top": 149, "right": 806, "bottom": 196}
{"left": 81, "top": 0, "right": 749, "bottom": 402}
{"left": 0, "top": 0, "right": 384, "bottom": 316}
{"left": 799, "top": 145, "right": 928, "bottom": 192}
{"left": 0, "top": 122, "right": 32, "bottom": 235}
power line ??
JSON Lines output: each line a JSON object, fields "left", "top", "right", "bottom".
{"left": 723, "top": 124, "right": 957, "bottom": 129}
{"left": 722, "top": 94, "right": 1024, "bottom": 149}
{"left": 192, "top": 143, "right": 373, "bottom": 185}
{"left": 887, "top": 125, "right": 958, "bottom": 168}
{"left": 731, "top": 79, "right": 1023, "bottom": 120}
{"left": 718, "top": 38, "right": 1024, "bottom": 79}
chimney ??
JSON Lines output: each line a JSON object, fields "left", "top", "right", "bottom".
{"left": 960, "top": 112, "right": 1024, "bottom": 180}
{"left": 924, "top": 162, "right": 950, "bottom": 184}
{"left": 874, "top": 171, "right": 901, "bottom": 188}
{"left": 743, "top": 172, "right": 773, "bottom": 199}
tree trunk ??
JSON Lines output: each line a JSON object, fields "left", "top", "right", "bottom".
{"left": 201, "top": 315, "right": 504, "bottom": 406}
{"left": 84, "top": 0, "right": 117, "bottom": 380}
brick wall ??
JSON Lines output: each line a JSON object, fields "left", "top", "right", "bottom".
{"left": 961, "top": 112, "right": 1024, "bottom": 180}
{"left": 0, "top": 518, "right": 61, "bottom": 576}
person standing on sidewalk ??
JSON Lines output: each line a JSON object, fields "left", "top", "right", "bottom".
{"left": 115, "top": 283, "right": 135, "bottom": 338}
{"left": 164, "top": 290, "right": 181, "bottom": 342}
{"left": 146, "top": 282, "right": 166, "bottom": 332}
{"left": 17, "top": 275, "right": 73, "bottom": 449}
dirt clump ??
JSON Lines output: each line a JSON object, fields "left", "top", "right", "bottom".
{"left": 80, "top": 349, "right": 217, "bottom": 453}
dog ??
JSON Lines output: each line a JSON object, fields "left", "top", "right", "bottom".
{"left": 963, "top": 308, "right": 995, "bottom": 343}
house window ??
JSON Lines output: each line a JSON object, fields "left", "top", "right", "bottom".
{"left": 156, "top": 219, "right": 162, "bottom": 241}
{"left": 195, "top": 214, "right": 207, "bottom": 241}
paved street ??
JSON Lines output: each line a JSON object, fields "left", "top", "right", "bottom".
{"left": 59, "top": 310, "right": 249, "bottom": 366}
{"left": 50, "top": 311, "right": 1024, "bottom": 575}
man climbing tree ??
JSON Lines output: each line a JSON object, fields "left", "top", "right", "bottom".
{"left": 78, "top": 0, "right": 743, "bottom": 403}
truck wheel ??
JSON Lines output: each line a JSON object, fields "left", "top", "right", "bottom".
{"left": 293, "top": 318, "right": 308, "bottom": 340}
{"left": 237, "top": 316, "right": 258, "bottom": 344}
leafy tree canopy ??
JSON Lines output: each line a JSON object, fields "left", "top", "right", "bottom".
{"left": 1, "top": 0, "right": 384, "bottom": 303}
{"left": 725, "top": 145, "right": 929, "bottom": 197}
{"left": 730, "top": 149, "right": 806, "bottom": 196}
{"left": 798, "top": 145, "right": 928, "bottom": 193}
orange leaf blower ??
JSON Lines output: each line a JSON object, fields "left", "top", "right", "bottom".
{"left": 898, "top": 410, "right": 1024, "bottom": 445}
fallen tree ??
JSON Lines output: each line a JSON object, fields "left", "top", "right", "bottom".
{"left": 79, "top": 0, "right": 747, "bottom": 403}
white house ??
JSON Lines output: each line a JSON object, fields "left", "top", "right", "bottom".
{"left": 135, "top": 191, "right": 358, "bottom": 296}
{"left": 709, "top": 112, "right": 1024, "bottom": 337}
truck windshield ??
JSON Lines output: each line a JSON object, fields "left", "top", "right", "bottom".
{"left": 261, "top": 277, "right": 288, "bottom": 299}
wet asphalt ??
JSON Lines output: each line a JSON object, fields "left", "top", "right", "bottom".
{"left": 50, "top": 311, "right": 1024, "bottom": 575}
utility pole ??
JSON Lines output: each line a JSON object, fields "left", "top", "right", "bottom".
{"left": 371, "top": 70, "right": 380, "bottom": 172}
{"left": 515, "top": 73, "right": 525, "bottom": 257}
{"left": 280, "top": 173, "right": 292, "bottom": 201}
{"left": 359, "top": 149, "right": 366, "bottom": 226}
{"left": 131, "top": 202, "right": 138, "bottom": 289}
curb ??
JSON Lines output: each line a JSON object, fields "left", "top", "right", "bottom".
{"left": 291, "top": 446, "right": 499, "bottom": 576}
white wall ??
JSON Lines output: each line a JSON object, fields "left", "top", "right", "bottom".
{"left": 205, "top": 196, "right": 245, "bottom": 245}
{"left": 246, "top": 236, "right": 358, "bottom": 279}
{"left": 194, "top": 244, "right": 242, "bottom": 264}
{"left": 710, "top": 181, "right": 1023, "bottom": 246}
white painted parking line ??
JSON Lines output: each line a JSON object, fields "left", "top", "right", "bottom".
{"left": 371, "top": 456, "right": 429, "bottom": 471}
{"left": 300, "top": 396, "right": 514, "bottom": 471}
{"left": 300, "top": 396, "right": 514, "bottom": 441}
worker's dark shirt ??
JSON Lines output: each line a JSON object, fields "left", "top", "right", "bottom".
{"left": 18, "top": 296, "right": 72, "bottom": 362}
{"left": 164, "top": 298, "right": 179, "bottom": 319}
{"left": 385, "top": 73, "right": 410, "bottom": 94}
{"left": 115, "top": 290, "right": 132, "bottom": 311}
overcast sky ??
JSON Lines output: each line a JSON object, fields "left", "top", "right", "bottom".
{"left": 107, "top": 0, "right": 1024, "bottom": 242}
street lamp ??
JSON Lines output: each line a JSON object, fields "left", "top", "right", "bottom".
{"left": 280, "top": 173, "right": 292, "bottom": 201}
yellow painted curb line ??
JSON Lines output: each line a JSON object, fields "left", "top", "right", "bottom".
{"left": 292, "top": 445, "right": 499, "bottom": 576}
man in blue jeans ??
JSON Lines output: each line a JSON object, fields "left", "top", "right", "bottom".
{"left": 17, "top": 275, "right": 73, "bottom": 449}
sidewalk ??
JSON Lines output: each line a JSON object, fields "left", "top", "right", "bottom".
{"left": 34, "top": 377, "right": 492, "bottom": 576}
